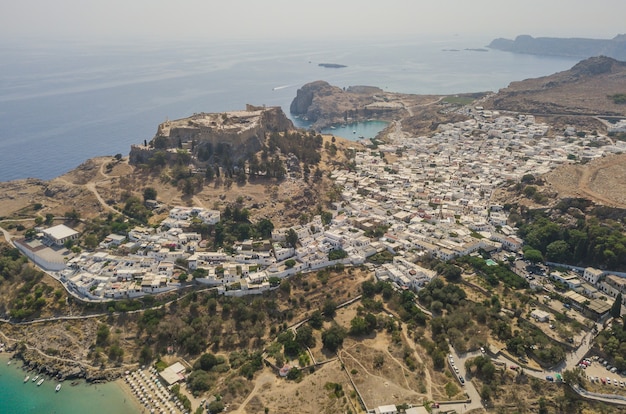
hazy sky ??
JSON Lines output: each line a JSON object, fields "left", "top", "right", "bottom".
{"left": 1, "top": 0, "right": 625, "bottom": 43}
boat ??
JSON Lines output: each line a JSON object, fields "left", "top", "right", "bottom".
{"left": 70, "top": 381, "right": 79, "bottom": 386}
{"left": 23, "top": 375, "right": 30, "bottom": 383}
{"left": 37, "top": 378, "right": 44, "bottom": 386}
{"left": 7, "top": 360, "right": 11, "bottom": 365}
{"left": 55, "top": 384, "right": 62, "bottom": 392}
{"left": 32, "top": 375, "right": 39, "bottom": 382}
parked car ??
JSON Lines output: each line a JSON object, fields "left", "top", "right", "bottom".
{"left": 459, "top": 376, "right": 465, "bottom": 384}
{"left": 546, "top": 376, "right": 554, "bottom": 382}
{"left": 510, "top": 365, "right": 518, "bottom": 371}
{"left": 610, "top": 367, "right": 617, "bottom": 373}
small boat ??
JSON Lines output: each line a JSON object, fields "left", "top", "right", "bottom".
{"left": 70, "top": 381, "right": 79, "bottom": 386}
{"left": 55, "top": 384, "right": 62, "bottom": 392}
{"left": 37, "top": 378, "right": 44, "bottom": 386}
{"left": 24, "top": 375, "right": 30, "bottom": 383}
{"left": 353, "top": 130, "right": 356, "bottom": 134}
{"left": 7, "top": 360, "right": 11, "bottom": 365}
{"left": 32, "top": 375, "right": 39, "bottom": 382}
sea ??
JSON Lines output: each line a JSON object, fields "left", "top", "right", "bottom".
{"left": 0, "top": 35, "right": 582, "bottom": 182}
{"left": 0, "top": 354, "right": 141, "bottom": 414}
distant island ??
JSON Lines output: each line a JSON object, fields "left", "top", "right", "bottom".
{"left": 488, "top": 34, "right": 626, "bottom": 60}
{"left": 318, "top": 63, "right": 347, "bottom": 68}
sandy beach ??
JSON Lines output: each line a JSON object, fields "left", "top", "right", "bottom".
{"left": 122, "top": 367, "right": 189, "bottom": 414}
{"left": 116, "top": 378, "right": 147, "bottom": 414}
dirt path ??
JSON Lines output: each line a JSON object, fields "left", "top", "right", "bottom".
{"left": 382, "top": 347, "right": 414, "bottom": 390}
{"left": 577, "top": 158, "right": 626, "bottom": 208}
{"left": 234, "top": 371, "right": 276, "bottom": 413}
{"left": 400, "top": 323, "right": 433, "bottom": 399}
{"left": 546, "top": 154, "right": 626, "bottom": 209}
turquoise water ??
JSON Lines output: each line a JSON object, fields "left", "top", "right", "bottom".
{"left": 321, "top": 121, "right": 389, "bottom": 141}
{"left": 292, "top": 119, "right": 389, "bottom": 141}
{"left": 0, "top": 354, "right": 141, "bottom": 414}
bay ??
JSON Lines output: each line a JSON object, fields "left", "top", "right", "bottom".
{"left": 0, "top": 36, "right": 579, "bottom": 181}
{"left": 321, "top": 121, "right": 390, "bottom": 141}
{"left": 0, "top": 354, "right": 141, "bottom": 414}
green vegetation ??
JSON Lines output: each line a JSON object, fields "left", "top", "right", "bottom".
{"left": 596, "top": 318, "right": 626, "bottom": 371}
{"left": 608, "top": 93, "right": 626, "bottom": 104}
{"left": 321, "top": 324, "right": 347, "bottom": 352}
{"left": 328, "top": 248, "right": 348, "bottom": 261}
{"left": 506, "top": 319, "right": 565, "bottom": 366}
{"left": 517, "top": 205, "right": 626, "bottom": 269}
{"left": 367, "top": 250, "right": 394, "bottom": 264}
{"left": 457, "top": 256, "right": 528, "bottom": 289}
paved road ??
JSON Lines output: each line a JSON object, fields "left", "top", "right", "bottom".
{"left": 446, "top": 346, "right": 483, "bottom": 413}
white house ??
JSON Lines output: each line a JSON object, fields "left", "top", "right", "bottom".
{"left": 583, "top": 267, "right": 603, "bottom": 285}
{"left": 43, "top": 224, "right": 79, "bottom": 246}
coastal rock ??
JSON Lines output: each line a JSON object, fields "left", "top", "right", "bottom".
{"left": 290, "top": 80, "right": 339, "bottom": 116}
{"left": 289, "top": 81, "right": 414, "bottom": 130}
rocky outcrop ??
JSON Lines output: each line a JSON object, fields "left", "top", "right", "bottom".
{"left": 129, "top": 105, "right": 294, "bottom": 166}
{"left": 290, "top": 81, "right": 341, "bottom": 117}
{"left": 16, "top": 347, "right": 125, "bottom": 382}
{"left": 289, "top": 81, "right": 414, "bottom": 129}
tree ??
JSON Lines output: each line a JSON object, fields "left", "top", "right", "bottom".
{"left": 285, "top": 259, "right": 296, "bottom": 268}
{"left": 296, "top": 325, "right": 315, "bottom": 348}
{"left": 286, "top": 228, "right": 298, "bottom": 248}
{"left": 143, "top": 187, "right": 157, "bottom": 202}
{"left": 546, "top": 240, "right": 571, "bottom": 262}
{"left": 256, "top": 218, "right": 274, "bottom": 239}
{"left": 611, "top": 293, "right": 623, "bottom": 319}
{"left": 309, "top": 310, "right": 323, "bottom": 329}
{"left": 349, "top": 316, "right": 370, "bottom": 336}
{"left": 96, "top": 324, "right": 110, "bottom": 346}
{"left": 139, "top": 345, "right": 153, "bottom": 365}
{"left": 196, "top": 353, "right": 218, "bottom": 371}
{"left": 524, "top": 248, "right": 543, "bottom": 264}
{"left": 322, "top": 325, "right": 347, "bottom": 352}
{"left": 83, "top": 234, "right": 98, "bottom": 250}
{"left": 323, "top": 300, "right": 337, "bottom": 318}
{"left": 207, "top": 400, "right": 224, "bottom": 413}
{"left": 286, "top": 367, "right": 302, "bottom": 380}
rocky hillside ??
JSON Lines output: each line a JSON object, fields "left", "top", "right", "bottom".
{"left": 129, "top": 104, "right": 293, "bottom": 166}
{"left": 484, "top": 56, "right": 626, "bottom": 116}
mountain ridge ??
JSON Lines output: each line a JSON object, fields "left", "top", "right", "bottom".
{"left": 488, "top": 33, "right": 626, "bottom": 60}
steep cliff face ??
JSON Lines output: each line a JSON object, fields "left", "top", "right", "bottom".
{"left": 129, "top": 105, "right": 293, "bottom": 165}
{"left": 290, "top": 81, "right": 343, "bottom": 119}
